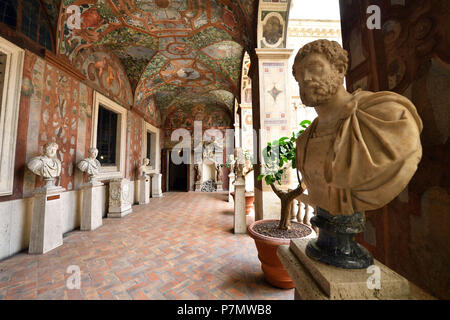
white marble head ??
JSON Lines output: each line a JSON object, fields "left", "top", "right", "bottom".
{"left": 43, "top": 142, "right": 58, "bottom": 158}
{"left": 88, "top": 147, "right": 99, "bottom": 159}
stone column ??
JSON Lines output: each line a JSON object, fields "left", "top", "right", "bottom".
{"left": 228, "top": 173, "right": 235, "bottom": 202}
{"left": 254, "top": 48, "right": 294, "bottom": 220}
{"left": 150, "top": 173, "right": 163, "bottom": 197}
{"left": 137, "top": 175, "right": 150, "bottom": 205}
{"left": 234, "top": 174, "right": 246, "bottom": 234}
{"left": 81, "top": 181, "right": 104, "bottom": 231}
{"left": 108, "top": 178, "right": 132, "bottom": 218}
{"left": 29, "top": 185, "right": 66, "bottom": 254}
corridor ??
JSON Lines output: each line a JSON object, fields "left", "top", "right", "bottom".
{"left": 0, "top": 192, "right": 293, "bottom": 300}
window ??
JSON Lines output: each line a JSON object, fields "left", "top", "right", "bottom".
{"left": 0, "top": 0, "right": 52, "bottom": 51}
{"left": 96, "top": 105, "right": 118, "bottom": 166}
{"left": 0, "top": 36, "right": 24, "bottom": 196}
{"left": 91, "top": 91, "right": 127, "bottom": 180}
{"left": 21, "top": 0, "right": 39, "bottom": 42}
{"left": 146, "top": 131, "right": 152, "bottom": 163}
{"left": 0, "top": 0, "right": 17, "bottom": 28}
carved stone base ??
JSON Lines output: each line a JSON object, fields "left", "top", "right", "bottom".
{"left": 233, "top": 180, "right": 246, "bottom": 234}
{"left": 278, "top": 239, "right": 411, "bottom": 300}
{"left": 29, "top": 185, "right": 66, "bottom": 254}
{"left": 150, "top": 173, "right": 163, "bottom": 198}
{"left": 195, "top": 182, "right": 202, "bottom": 192}
{"left": 305, "top": 207, "right": 373, "bottom": 269}
{"left": 81, "top": 181, "right": 104, "bottom": 231}
{"left": 137, "top": 176, "right": 150, "bottom": 205}
{"left": 108, "top": 178, "right": 132, "bottom": 218}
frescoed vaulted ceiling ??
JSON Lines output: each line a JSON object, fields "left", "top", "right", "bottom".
{"left": 53, "top": 0, "right": 258, "bottom": 126}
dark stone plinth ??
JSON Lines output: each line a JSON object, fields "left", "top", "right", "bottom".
{"left": 305, "top": 207, "right": 373, "bottom": 269}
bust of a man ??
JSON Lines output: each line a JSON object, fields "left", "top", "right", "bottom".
{"left": 138, "top": 158, "right": 150, "bottom": 178}
{"left": 27, "top": 142, "right": 62, "bottom": 182}
{"left": 77, "top": 148, "right": 101, "bottom": 180}
{"left": 293, "top": 40, "right": 423, "bottom": 268}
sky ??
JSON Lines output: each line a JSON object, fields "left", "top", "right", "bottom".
{"left": 289, "top": 0, "right": 341, "bottom": 20}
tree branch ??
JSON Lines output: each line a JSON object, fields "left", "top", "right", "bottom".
{"left": 269, "top": 182, "right": 284, "bottom": 199}
{"left": 286, "top": 184, "right": 305, "bottom": 201}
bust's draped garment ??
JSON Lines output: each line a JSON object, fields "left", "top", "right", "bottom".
{"left": 27, "top": 156, "right": 61, "bottom": 178}
{"left": 296, "top": 90, "right": 423, "bottom": 215}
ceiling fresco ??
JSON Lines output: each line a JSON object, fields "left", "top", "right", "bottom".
{"left": 55, "top": 0, "right": 258, "bottom": 126}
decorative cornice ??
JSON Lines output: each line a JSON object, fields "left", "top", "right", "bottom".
{"left": 255, "top": 48, "right": 294, "bottom": 60}
{"left": 44, "top": 50, "right": 86, "bottom": 82}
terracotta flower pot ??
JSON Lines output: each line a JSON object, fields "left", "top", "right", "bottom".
{"left": 248, "top": 219, "right": 314, "bottom": 289}
{"left": 244, "top": 192, "right": 254, "bottom": 215}
{"left": 231, "top": 192, "right": 255, "bottom": 215}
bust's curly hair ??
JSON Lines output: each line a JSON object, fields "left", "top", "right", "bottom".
{"left": 292, "top": 39, "right": 349, "bottom": 79}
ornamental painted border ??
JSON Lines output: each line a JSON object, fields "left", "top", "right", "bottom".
{"left": 0, "top": 37, "right": 24, "bottom": 196}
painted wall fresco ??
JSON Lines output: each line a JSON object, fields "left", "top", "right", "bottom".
{"left": 241, "top": 52, "right": 252, "bottom": 104}
{"left": 126, "top": 111, "right": 143, "bottom": 181}
{"left": 342, "top": 0, "right": 450, "bottom": 299}
{"left": 73, "top": 47, "right": 134, "bottom": 108}
{"left": 19, "top": 50, "right": 93, "bottom": 196}
{"left": 163, "top": 102, "right": 232, "bottom": 129}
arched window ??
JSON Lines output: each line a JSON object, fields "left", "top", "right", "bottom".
{"left": 0, "top": 0, "right": 53, "bottom": 51}
{"left": 0, "top": 0, "right": 17, "bottom": 28}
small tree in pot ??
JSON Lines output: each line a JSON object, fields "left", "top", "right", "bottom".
{"left": 257, "top": 120, "right": 312, "bottom": 229}
{"left": 248, "top": 120, "right": 313, "bottom": 289}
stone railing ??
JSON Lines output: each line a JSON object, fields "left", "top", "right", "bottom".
{"left": 294, "top": 193, "right": 317, "bottom": 233}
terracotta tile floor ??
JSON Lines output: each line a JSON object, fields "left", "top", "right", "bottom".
{"left": 0, "top": 192, "right": 293, "bottom": 300}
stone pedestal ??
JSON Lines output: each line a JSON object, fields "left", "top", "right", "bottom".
{"left": 277, "top": 239, "right": 412, "bottom": 300}
{"left": 108, "top": 178, "right": 132, "bottom": 218}
{"left": 233, "top": 177, "right": 246, "bottom": 234}
{"left": 150, "top": 173, "right": 163, "bottom": 198}
{"left": 228, "top": 173, "right": 235, "bottom": 202}
{"left": 216, "top": 182, "right": 223, "bottom": 192}
{"left": 137, "top": 176, "right": 150, "bottom": 205}
{"left": 81, "top": 181, "right": 104, "bottom": 231}
{"left": 195, "top": 182, "right": 202, "bottom": 192}
{"left": 29, "top": 185, "right": 66, "bottom": 254}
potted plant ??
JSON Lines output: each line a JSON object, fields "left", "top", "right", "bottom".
{"left": 225, "top": 150, "right": 255, "bottom": 215}
{"left": 248, "top": 120, "right": 315, "bottom": 289}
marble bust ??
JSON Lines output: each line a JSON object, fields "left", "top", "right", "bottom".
{"left": 27, "top": 142, "right": 62, "bottom": 185}
{"left": 138, "top": 158, "right": 150, "bottom": 178}
{"left": 293, "top": 40, "right": 423, "bottom": 268}
{"left": 77, "top": 148, "right": 101, "bottom": 181}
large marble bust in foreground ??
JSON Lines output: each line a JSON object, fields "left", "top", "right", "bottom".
{"left": 294, "top": 39, "right": 423, "bottom": 216}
